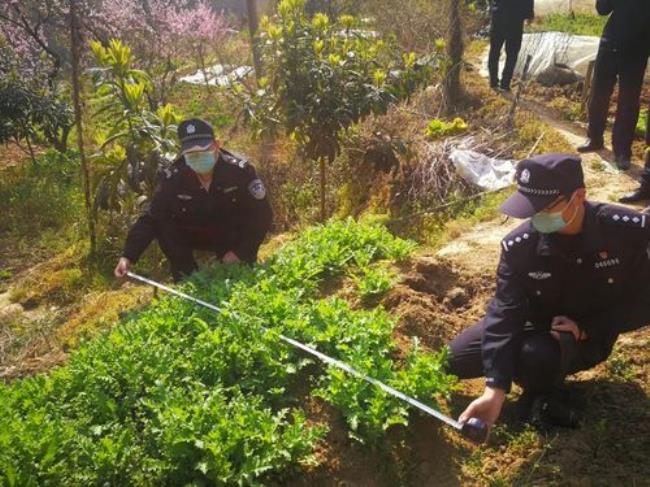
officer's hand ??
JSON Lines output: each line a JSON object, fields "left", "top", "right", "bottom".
{"left": 222, "top": 251, "right": 241, "bottom": 265}
{"left": 114, "top": 257, "right": 131, "bottom": 280}
{"left": 459, "top": 386, "right": 505, "bottom": 428}
{"left": 551, "top": 315, "right": 587, "bottom": 341}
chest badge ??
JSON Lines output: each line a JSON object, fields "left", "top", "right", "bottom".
{"left": 223, "top": 186, "right": 238, "bottom": 194}
{"left": 528, "top": 271, "right": 552, "bottom": 280}
{"left": 177, "top": 194, "right": 193, "bottom": 201}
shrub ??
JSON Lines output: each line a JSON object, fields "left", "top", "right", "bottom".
{"left": 234, "top": 0, "right": 438, "bottom": 220}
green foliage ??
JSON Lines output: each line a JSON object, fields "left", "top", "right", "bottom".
{"left": 0, "top": 76, "right": 73, "bottom": 156}
{"left": 424, "top": 117, "right": 468, "bottom": 140}
{"left": 234, "top": 0, "right": 438, "bottom": 218}
{"left": 0, "top": 149, "right": 82, "bottom": 239}
{"left": 0, "top": 218, "right": 454, "bottom": 483}
{"left": 636, "top": 109, "right": 647, "bottom": 138}
{"left": 238, "top": 1, "right": 434, "bottom": 163}
{"left": 528, "top": 12, "right": 607, "bottom": 37}
{"left": 351, "top": 262, "right": 396, "bottom": 301}
{"left": 89, "top": 39, "right": 182, "bottom": 212}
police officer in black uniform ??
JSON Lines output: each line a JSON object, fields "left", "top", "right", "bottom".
{"left": 449, "top": 154, "right": 650, "bottom": 429}
{"left": 577, "top": 0, "right": 650, "bottom": 170}
{"left": 114, "top": 119, "right": 273, "bottom": 282}
{"left": 487, "top": 0, "right": 535, "bottom": 92}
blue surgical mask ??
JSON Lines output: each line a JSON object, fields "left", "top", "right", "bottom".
{"left": 531, "top": 194, "right": 579, "bottom": 234}
{"left": 185, "top": 151, "right": 216, "bottom": 174}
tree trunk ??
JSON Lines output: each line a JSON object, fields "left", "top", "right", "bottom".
{"left": 319, "top": 158, "right": 326, "bottom": 222}
{"left": 246, "top": 0, "right": 263, "bottom": 80}
{"left": 69, "top": 0, "right": 96, "bottom": 254}
{"left": 444, "top": 0, "right": 464, "bottom": 113}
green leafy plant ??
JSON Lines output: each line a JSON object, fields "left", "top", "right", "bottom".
{"left": 0, "top": 218, "right": 455, "bottom": 483}
{"left": 351, "top": 262, "right": 396, "bottom": 301}
{"left": 424, "top": 117, "right": 468, "bottom": 139}
{"left": 89, "top": 39, "right": 181, "bottom": 212}
{"left": 0, "top": 75, "right": 73, "bottom": 161}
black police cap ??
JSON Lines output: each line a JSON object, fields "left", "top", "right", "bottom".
{"left": 178, "top": 119, "right": 215, "bottom": 154}
{"left": 500, "top": 153, "right": 585, "bottom": 218}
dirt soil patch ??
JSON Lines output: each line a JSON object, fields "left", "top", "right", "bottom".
{"left": 383, "top": 255, "right": 492, "bottom": 351}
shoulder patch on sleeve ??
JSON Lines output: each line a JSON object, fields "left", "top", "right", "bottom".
{"left": 248, "top": 178, "right": 267, "bottom": 200}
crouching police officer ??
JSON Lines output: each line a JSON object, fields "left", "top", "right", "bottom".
{"left": 449, "top": 154, "right": 650, "bottom": 429}
{"left": 114, "top": 119, "right": 273, "bottom": 282}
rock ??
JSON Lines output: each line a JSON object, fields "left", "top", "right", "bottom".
{"left": 444, "top": 287, "right": 469, "bottom": 308}
{"left": 536, "top": 64, "right": 582, "bottom": 87}
{"left": 0, "top": 302, "right": 24, "bottom": 324}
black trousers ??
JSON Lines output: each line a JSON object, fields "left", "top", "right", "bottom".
{"left": 587, "top": 47, "right": 648, "bottom": 158}
{"left": 155, "top": 221, "right": 254, "bottom": 282}
{"left": 488, "top": 16, "right": 524, "bottom": 90}
{"left": 448, "top": 319, "right": 619, "bottom": 394}
{"left": 641, "top": 101, "right": 650, "bottom": 187}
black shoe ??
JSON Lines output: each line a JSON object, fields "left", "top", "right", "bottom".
{"left": 515, "top": 390, "right": 538, "bottom": 422}
{"left": 615, "top": 154, "right": 631, "bottom": 171}
{"left": 530, "top": 390, "right": 581, "bottom": 429}
{"left": 576, "top": 138, "right": 604, "bottom": 153}
{"left": 619, "top": 186, "right": 650, "bottom": 203}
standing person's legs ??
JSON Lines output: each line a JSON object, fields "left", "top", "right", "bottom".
{"left": 644, "top": 101, "right": 650, "bottom": 187}
{"left": 500, "top": 21, "right": 524, "bottom": 91}
{"left": 156, "top": 221, "right": 198, "bottom": 282}
{"left": 488, "top": 18, "right": 506, "bottom": 89}
{"left": 611, "top": 55, "right": 648, "bottom": 159}
{"left": 586, "top": 48, "right": 619, "bottom": 146}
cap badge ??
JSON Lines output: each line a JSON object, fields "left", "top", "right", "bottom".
{"left": 186, "top": 124, "right": 196, "bottom": 134}
{"left": 520, "top": 169, "right": 531, "bottom": 184}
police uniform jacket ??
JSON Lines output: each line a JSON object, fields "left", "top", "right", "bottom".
{"left": 123, "top": 149, "right": 273, "bottom": 264}
{"left": 491, "top": 0, "right": 534, "bottom": 21}
{"left": 596, "top": 0, "right": 650, "bottom": 56}
{"left": 483, "top": 202, "right": 650, "bottom": 392}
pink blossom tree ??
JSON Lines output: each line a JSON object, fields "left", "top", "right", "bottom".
{"left": 97, "top": 0, "right": 230, "bottom": 106}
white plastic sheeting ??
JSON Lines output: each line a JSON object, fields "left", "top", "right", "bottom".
{"left": 180, "top": 64, "right": 253, "bottom": 87}
{"left": 449, "top": 149, "right": 517, "bottom": 191}
{"left": 480, "top": 31, "right": 601, "bottom": 81}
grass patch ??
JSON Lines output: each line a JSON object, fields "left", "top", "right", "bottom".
{"left": 0, "top": 150, "right": 82, "bottom": 247}
{"left": 637, "top": 109, "right": 648, "bottom": 138}
{"left": 529, "top": 12, "right": 607, "bottom": 37}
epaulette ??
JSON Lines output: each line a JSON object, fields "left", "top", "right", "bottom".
{"left": 160, "top": 165, "right": 181, "bottom": 180}
{"left": 221, "top": 149, "right": 251, "bottom": 170}
{"left": 598, "top": 205, "right": 648, "bottom": 230}
{"left": 501, "top": 232, "right": 532, "bottom": 252}
{"left": 501, "top": 226, "right": 534, "bottom": 253}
